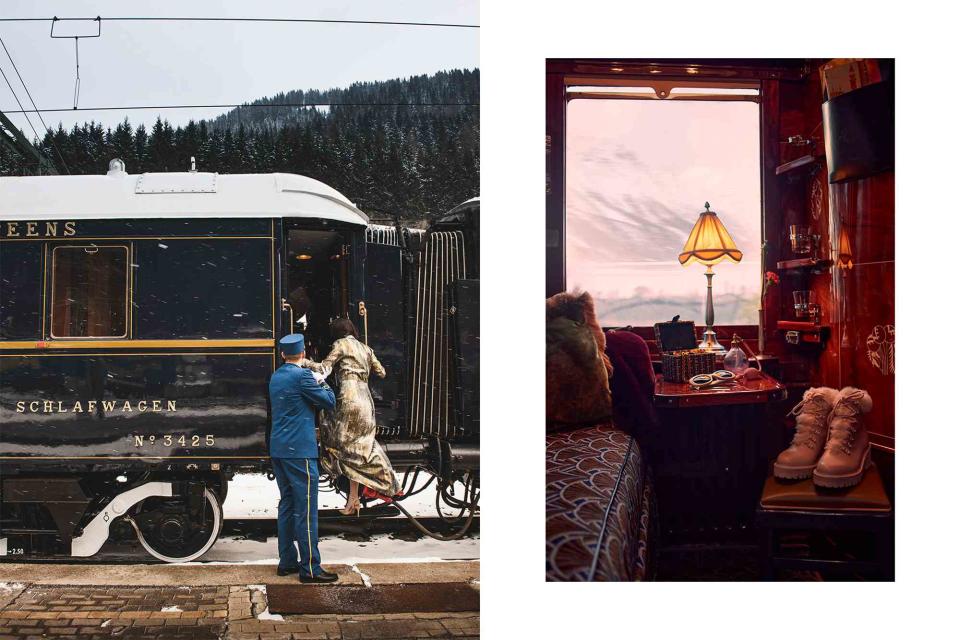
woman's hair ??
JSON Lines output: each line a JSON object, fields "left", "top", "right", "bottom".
{"left": 330, "top": 317, "right": 359, "bottom": 340}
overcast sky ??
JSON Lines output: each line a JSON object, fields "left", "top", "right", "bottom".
{"left": 0, "top": 0, "right": 478, "bottom": 139}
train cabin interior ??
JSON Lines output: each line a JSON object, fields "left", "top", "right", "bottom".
{"left": 283, "top": 224, "right": 352, "bottom": 359}
{"left": 545, "top": 59, "right": 894, "bottom": 581}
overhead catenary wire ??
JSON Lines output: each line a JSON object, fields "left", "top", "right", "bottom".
{"left": 0, "top": 58, "right": 42, "bottom": 143}
{"left": 1, "top": 16, "right": 479, "bottom": 29}
{"left": 0, "top": 15, "right": 476, "bottom": 118}
{"left": 0, "top": 36, "right": 70, "bottom": 172}
{"left": 2, "top": 102, "right": 478, "bottom": 114}
{"left": 72, "top": 36, "right": 80, "bottom": 109}
{"left": 0, "top": 14, "right": 475, "bottom": 167}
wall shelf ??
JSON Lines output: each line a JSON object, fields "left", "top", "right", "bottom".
{"left": 776, "top": 321, "right": 830, "bottom": 346}
{"left": 775, "top": 154, "right": 824, "bottom": 176}
{"left": 777, "top": 257, "right": 833, "bottom": 272}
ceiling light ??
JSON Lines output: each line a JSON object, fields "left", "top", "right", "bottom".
{"left": 296, "top": 254, "right": 312, "bottom": 261}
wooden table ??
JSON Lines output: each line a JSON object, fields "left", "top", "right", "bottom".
{"left": 641, "top": 370, "right": 790, "bottom": 561}
{"left": 655, "top": 371, "right": 787, "bottom": 408}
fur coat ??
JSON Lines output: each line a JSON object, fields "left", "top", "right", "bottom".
{"left": 546, "top": 291, "right": 613, "bottom": 427}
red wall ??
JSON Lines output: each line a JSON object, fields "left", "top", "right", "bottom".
{"left": 770, "top": 64, "right": 895, "bottom": 447}
{"left": 821, "top": 173, "right": 895, "bottom": 446}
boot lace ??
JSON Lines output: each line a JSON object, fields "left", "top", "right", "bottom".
{"left": 826, "top": 390, "right": 865, "bottom": 454}
{"left": 787, "top": 395, "right": 831, "bottom": 449}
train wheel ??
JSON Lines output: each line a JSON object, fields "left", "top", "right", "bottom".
{"left": 129, "top": 487, "right": 223, "bottom": 563}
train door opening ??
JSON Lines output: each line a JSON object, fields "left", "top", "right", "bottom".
{"left": 284, "top": 227, "right": 350, "bottom": 361}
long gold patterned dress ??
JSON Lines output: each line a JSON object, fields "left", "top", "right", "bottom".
{"left": 318, "top": 335, "right": 400, "bottom": 495}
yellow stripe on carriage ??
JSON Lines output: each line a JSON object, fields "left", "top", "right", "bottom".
{"left": 0, "top": 339, "right": 275, "bottom": 350}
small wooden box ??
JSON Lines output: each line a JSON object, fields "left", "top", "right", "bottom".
{"left": 655, "top": 319, "right": 716, "bottom": 383}
{"left": 654, "top": 319, "right": 698, "bottom": 352}
{"left": 661, "top": 350, "right": 716, "bottom": 383}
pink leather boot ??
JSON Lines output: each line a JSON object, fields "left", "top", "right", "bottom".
{"left": 813, "top": 387, "right": 873, "bottom": 488}
{"left": 774, "top": 387, "right": 840, "bottom": 480}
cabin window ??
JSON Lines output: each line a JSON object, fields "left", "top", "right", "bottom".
{"left": 135, "top": 239, "right": 271, "bottom": 339}
{"left": 0, "top": 242, "right": 43, "bottom": 339}
{"left": 50, "top": 245, "right": 129, "bottom": 338}
{"left": 564, "top": 84, "right": 761, "bottom": 327}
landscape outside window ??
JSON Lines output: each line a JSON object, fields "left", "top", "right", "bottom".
{"left": 565, "top": 97, "right": 761, "bottom": 327}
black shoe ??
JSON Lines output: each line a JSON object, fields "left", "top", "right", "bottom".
{"left": 277, "top": 565, "right": 298, "bottom": 576}
{"left": 299, "top": 568, "right": 338, "bottom": 584}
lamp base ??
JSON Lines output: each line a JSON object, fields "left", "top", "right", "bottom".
{"left": 698, "top": 329, "right": 726, "bottom": 354}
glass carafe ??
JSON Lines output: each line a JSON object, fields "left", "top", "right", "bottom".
{"left": 723, "top": 334, "right": 750, "bottom": 375}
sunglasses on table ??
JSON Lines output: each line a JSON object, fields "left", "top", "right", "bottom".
{"left": 688, "top": 369, "right": 739, "bottom": 389}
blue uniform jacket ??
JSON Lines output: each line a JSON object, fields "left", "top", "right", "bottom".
{"left": 268, "top": 363, "right": 336, "bottom": 458}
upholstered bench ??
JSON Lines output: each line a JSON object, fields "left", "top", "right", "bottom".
{"left": 756, "top": 464, "right": 893, "bottom": 580}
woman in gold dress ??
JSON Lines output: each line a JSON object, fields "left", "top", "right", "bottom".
{"left": 318, "top": 318, "right": 401, "bottom": 515}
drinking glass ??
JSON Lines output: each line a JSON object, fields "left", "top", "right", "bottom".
{"left": 793, "top": 290, "right": 812, "bottom": 319}
{"left": 808, "top": 302, "right": 821, "bottom": 324}
{"left": 789, "top": 225, "right": 812, "bottom": 255}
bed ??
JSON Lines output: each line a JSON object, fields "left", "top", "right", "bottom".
{"left": 546, "top": 421, "right": 653, "bottom": 581}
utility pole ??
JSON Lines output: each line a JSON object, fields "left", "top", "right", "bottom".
{"left": 0, "top": 109, "right": 58, "bottom": 175}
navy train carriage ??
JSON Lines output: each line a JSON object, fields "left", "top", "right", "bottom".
{"left": 0, "top": 161, "right": 479, "bottom": 561}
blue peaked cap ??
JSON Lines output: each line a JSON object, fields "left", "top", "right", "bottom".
{"left": 278, "top": 333, "right": 305, "bottom": 356}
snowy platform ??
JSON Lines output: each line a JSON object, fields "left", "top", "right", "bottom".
{"left": 0, "top": 560, "right": 478, "bottom": 587}
{"left": 213, "top": 472, "right": 479, "bottom": 566}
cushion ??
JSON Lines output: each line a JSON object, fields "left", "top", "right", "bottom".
{"left": 760, "top": 465, "right": 891, "bottom": 512}
{"left": 604, "top": 330, "right": 657, "bottom": 439}
{"left": 545, "top": 291, "right": 612, "bottom": 428}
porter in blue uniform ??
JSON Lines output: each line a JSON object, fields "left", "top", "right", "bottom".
{"left": 269, "top": 333, "right": 338, "bottom": 583}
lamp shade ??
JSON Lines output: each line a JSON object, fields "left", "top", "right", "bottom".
{"left": 837, "top": 224, "right": 854, "bottom": 269}
{"left": 678, "top": 202, "right": 743, "bottom": 266}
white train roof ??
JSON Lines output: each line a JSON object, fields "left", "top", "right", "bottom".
{"left": 0, "top": 170, "right": 369, "bottom": 225}
{"left": 454, "top": 196, "right": 480, "bottom": 209}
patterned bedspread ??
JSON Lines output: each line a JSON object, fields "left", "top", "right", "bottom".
{"left": 546, "top": 421, "right": 652, "bottom": 581}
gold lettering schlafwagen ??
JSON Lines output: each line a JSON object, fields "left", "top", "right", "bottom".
{"left": 15, "top": 400, "right": 178, "bottom": 414}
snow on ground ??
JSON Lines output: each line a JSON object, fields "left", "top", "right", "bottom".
{"left": 199, "top": 531, "right": 478, "bottom": 565}
{"left": 257, "top": 607, "right": 284, "bottom": 621}
{"left": 247, "top": 585, "right": 283, "bottom": 621}
{"left": 350, "top": 565, "right": 373, "bottom": 587}
{"left": 196, "top": 472, "right": 479, "bottom": 566}
{"left": 223, "top": 472, "right": 473, "bottom": 520}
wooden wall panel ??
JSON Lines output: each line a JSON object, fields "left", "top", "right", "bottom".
{"left": 823, "top": 173, "right": 895, "bottom": 443}
{"left": 775, "top": 63, "right": 895, "bottom": 446}
{"left": 759, "top": 79, "right": 783, "bottom": 357}
{"left": 545, "top": 68, "right": 566, "bottom": 297}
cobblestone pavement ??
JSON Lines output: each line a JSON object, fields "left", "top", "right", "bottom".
{"left": 0, "top": 585, "right": 228, "bottom": 640}
{"left": 0, "top": 564, "right": 479, "bottom": 640}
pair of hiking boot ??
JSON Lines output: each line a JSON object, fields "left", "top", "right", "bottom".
{"left": 773, "top": 386, "right": 873, "bottom": 488}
